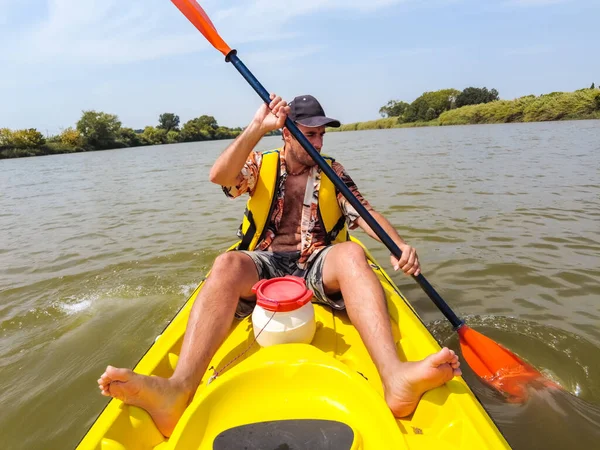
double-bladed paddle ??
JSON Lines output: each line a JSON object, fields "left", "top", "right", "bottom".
{"left": 171, "top": 0, "right": 560, "bottom": 402}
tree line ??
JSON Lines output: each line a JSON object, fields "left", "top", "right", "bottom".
{"left": 378, "top": 84, "right": 599, "bottom": 125}
{"left": 439, "top": 87, "right": 600, "bottom": 126}
{"left": 0, "top": 111, "right": 280, "bottom": 159}
{"left": 331, "top": 83, "right": 599, "bottom": 132}
{"left": 379, "top": 87, "right": 500, "bottom": 123}
{"left": 3, "top": 83, "right": 597, "bottom": 159}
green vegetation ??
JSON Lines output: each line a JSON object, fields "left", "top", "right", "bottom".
{"left": 0, "top": 110, "right": 255, "bottom": 159}
{"left": 342, "top": 84, "right": 600, "bottom": 132}
{"left": 439, "top": 89, "right": 600, "bottom": 125}
{"left": 455, "top": 87, "right": 499, "bottom": 108}
{"left": 401, "top": 89, "right": 461, "bottom": 123}
{"left": 329, "top": 118, "right": 437, "bottom": 132}
{"left": 378, "top": 100, "right": 409, "bottom": 118}
{"left": 4, "top": 84, "right": 598, "bottom": 159}
{"left": 332, "top": 86, "right": 500, "bottom": 132}
{"left": 77, "top": 111, "right": 122, "bottom": 150}
{"left": 158, "top": 113, "right": 180, "bottom": 132}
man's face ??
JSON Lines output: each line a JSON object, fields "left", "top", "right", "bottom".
{"left": 284, "top": 124, "right": 326, "bottom": 166}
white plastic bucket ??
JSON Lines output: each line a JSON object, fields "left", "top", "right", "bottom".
{"left": 251, "top": 276, "right": 316, "bottom": 347}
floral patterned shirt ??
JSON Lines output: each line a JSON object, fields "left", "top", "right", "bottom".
{"left": 223, "top": 147, "right": 372, "bottom": 268}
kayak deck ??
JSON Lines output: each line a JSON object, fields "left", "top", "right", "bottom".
{"left": 78, "top": 239, "right": 510, "bottom": 449}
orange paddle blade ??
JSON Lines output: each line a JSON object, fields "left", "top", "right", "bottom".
{"left": 458, "top": 325, "right": 560, "bottom": 402}
{"left": 172, "top": 0, "right": 231, "bottom": 56}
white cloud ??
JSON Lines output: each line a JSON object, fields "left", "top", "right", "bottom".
{"left": 0, "top": 0, "right": 411, "bottom": 67}
{"left": 2, "top": 0, "right": 206, "bottom": 65}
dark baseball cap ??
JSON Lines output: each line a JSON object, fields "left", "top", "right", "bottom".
{"left": 288, "top": 95, "right": 340, "bottom": 128}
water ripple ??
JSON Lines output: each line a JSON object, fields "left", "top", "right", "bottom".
{"left": 1, "top": 122, "right": 599, "bottom": 449}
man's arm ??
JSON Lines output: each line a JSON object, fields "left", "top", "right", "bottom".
{"left": 355, "top": 210, "right": 405, "bottom": 247}
{"left": 332, "top": 161, "right": 421, "bottom": 275}
{"left": 355, "top": 210, "right": 421, "bottom": 276}
{"left": 209, "top": 121, "right": 264, "bottom": 187}
{"left": 209, "top": 94, "right": 289, "bottom": 187}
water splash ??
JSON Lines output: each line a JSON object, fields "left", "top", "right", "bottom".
{"left": 178, "top": 282, "right": 198, "bottom": 298}
{"left": 55, "top": 295, "right": 96, "bottom": 315}
{"left": 428, "top": 314, "right": 600, "bottom": 402}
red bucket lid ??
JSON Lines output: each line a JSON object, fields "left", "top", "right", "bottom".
{"left": 252, "top": 276, "right": 313, "bottom": 312}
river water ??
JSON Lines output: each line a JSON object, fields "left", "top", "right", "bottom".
{"left": 1, "top": 121, "right": 599, "bottom": 449}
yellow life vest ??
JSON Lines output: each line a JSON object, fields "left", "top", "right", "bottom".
{"left": 237, "top": 148, "right": 349, "bottom": 251}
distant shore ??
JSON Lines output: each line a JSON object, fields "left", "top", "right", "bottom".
{"left": 3, "top": 89, "right": 598, "bottom": 159}
{"left": 329, "top": 89, "right": 600, "bottom": 132}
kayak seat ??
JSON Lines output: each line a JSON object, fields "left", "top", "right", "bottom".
{"left": 213, "top": 419, "right": 355, "bottom": 450}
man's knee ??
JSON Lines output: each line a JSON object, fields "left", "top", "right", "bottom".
{"left": 209, "top": 252, "right": 258, "bottom": 298}
{"left": 212, "top": 251, "right": 253, "bottom": 275}
{"left": 334, "top": 241, "right": 367, "bottom": 263}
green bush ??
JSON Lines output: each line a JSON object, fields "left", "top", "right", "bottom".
{"left": 58, "top": 127, "right": 85, "bottom": 150}
{"left": 455, "top": 87, "right": 499, "bottom": 108}
{"left": 523, "top": 90, "right": 598, "bottom": 122}
{"left": 440, "top": 96, "right": 529, "bottom": 125}
{"left": 356, "top": 117, "right": 399, "bottom": 130}
{"left": 329, "top": 117, "right": 398, "bottom": 132}
{"left": 379, "top": 100, "right": 409, "bottom": 118}
{"left": 77, "top": 110, "right": 122, "bottom": 149}
{"left": 402, "top": 89, "right": 460, "bottom": 122}
{"left": 44, "top": 142, "right": 80, "bottom": 154}
{"left": 0, "top": 128, "right": 13, "bottom": 147}
{"left": 328, "top": 117, "right": 438, "bottom": 132}
{"left": 335, "top": 123, "right": 359, "bottom": 132}
{"left": 9, "top": 128, "right": 46, "bottom": 149}
{"left": 141, "top": 126, "right": 168, "bottom": 145}
{"left": 117, "top": 127, "right": 144, "bottom": 147}
{"left": 166, "top": 130, "right": 181, "bottom": 144}
{"left": 439, "top": 90, "right": 600, "bottom": 126}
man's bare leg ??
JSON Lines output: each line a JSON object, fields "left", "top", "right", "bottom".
{"left": 321, "top": 242, "right": 461, "bottom": 417}
{"left": 98, "top": 252, "right": 259, "bottom": 436}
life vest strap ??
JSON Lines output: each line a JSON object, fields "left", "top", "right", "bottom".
{"left": 326, "top": 214, "right": 348, "bottom": 245}
{"left": 238, "top": 208, "right": 256, "bottom": 251}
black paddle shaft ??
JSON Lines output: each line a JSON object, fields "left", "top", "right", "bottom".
{"left": 225, "top": 50, "right": 464, "bottom": 330}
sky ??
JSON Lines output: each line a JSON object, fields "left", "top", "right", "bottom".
{"left": 1, "top": 0, "right": 599, "bottom": 134}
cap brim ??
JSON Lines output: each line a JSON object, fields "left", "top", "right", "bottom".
{"left": 296, "top": 116, "right": 341, "bottom": 128}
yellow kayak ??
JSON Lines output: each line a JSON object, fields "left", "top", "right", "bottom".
{"left": 78, "top": 237, "right": 510, "bottom": 449}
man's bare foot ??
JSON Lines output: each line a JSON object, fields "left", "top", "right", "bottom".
{"left": 98, "top": 366, "right": 192, "bottom": 437}
{"left": 383, "top": 347, "right": 462, "bottom": 417}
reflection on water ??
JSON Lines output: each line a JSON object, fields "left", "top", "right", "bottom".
{"left": 1, "top": 120, "right": 599, "bottom": 449}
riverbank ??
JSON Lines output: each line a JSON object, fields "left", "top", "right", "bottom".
{"left": 327, "top": 117, "right": 438, "bottom": 132}
{"left": 0, "top": 128, "right": 280, "bottom": 160}
{"left": 329, "top": 89, "right": 600, "bottom": 132}
{"left": 3, "top": 90, "right": 599, "bottom": 159}
{"left": 0, "top": 112, "right": 280, "bottom": 160}
{"left": 440, "top": 89, "right": 600, "bottom": 125}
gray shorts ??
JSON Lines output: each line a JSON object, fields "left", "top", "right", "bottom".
{"left": 235, "top": 247, "right": 344, "bottom": 319}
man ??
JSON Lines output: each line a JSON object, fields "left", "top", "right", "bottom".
{"left": 98, "top": 94, "right": 461, "bottom": 437}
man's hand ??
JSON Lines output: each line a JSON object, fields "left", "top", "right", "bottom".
{"left": 252, "top": 93, "right": 290, "bottom": 134}
{"left": 390, "top": 243, "right": 421, "bottom": 276}
{"left": 355, "top": 210, "right": 422, "bottom": 276}
{"left": 209, "top": 93, "right": 289, "bottom": 187}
